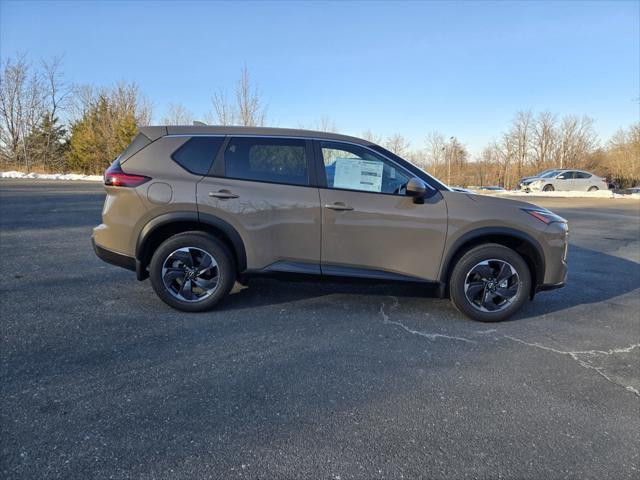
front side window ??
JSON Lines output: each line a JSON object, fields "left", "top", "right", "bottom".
{"left": 224, "top": 137, "right": 308, "bottom": 186}
{"left": 557, "top": 171, "right": 575, "bottom": 180}
{"left": 172, "top": 136, "right": 224, "bottom": 175}
{"left": 320, "top": 141, "right": 410, "bottom": 194}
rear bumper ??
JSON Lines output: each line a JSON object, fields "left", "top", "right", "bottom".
{"left": 92, "top": 237, "right": 148, "bottom": 280}
{"left": 92, "top": 237, "right": 136, "bottom": 271}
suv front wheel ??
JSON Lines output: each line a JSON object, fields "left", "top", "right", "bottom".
{"left": 149, "top": 232, "right": 236, "bottom": 312}
{"left": 449, "top": 244, "right": 531, "bottom": 322}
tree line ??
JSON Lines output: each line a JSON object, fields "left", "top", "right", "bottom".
{"left": 1, "top": 54, "right": 638, "bottom": 187}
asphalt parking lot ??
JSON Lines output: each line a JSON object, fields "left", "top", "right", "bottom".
{"left": 1, "top": 179, "right": 639, "bottom": 479}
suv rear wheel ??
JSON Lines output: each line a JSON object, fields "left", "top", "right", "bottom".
{"left": 449, "top": 244, "right": 531, "bottom": 322}
{"left": 149, "top": 232, "right": 235, "bottom": 312}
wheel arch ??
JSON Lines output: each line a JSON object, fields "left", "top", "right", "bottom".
{"left": 439, "top": 227, "right": 545, "bottom": 298}
{"left": 135, "top": 212, "right": 247, "bottom": 280}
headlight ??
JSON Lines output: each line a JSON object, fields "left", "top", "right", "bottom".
{"left": 522, "top": 208, "right": 566, "bottom": 224}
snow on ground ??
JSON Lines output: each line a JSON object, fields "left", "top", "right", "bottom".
{"left": 2, "top": 170, "right": 639, "bottom": 200}
{"left": 1, "top": 171, "right": 102, "bottom": 182}
{"left": 476, "top": 189, "right": 640, "bottom": 200}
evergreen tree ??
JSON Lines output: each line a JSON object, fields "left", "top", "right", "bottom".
{"left": 66, "top": 94, "right": 138, "bottom": 174}
{"left": 24, "top": 113, "right": 68, "bottom": 171}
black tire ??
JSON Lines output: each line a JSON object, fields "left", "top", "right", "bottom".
{"left": 149, "top": 231, "right": 235, "bottom": 312}
{"left": 449, "top": 244, "right": 531, "bottom": 322}
{"left": 542, "top": 184, "right": 554, "bottom": 192}
{"left": 588, "top": 186, "right": 598, "bottom": 192}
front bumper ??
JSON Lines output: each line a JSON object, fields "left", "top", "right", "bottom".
{"left": 536, "top": 221, "right": 569, "bottom": 292}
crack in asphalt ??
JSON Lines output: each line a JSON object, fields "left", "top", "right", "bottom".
{"left": 502, "top": 335, "right": 640, "bottom": 398}
{"left": 379, "top": 297, "right": 475, "bottom": 343}
{"left": 380, "top": 296, "right": 639, "bottom": 398}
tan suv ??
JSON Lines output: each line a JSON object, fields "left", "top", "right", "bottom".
{"left": 92, "top": 126, "right": 568, "bottom": 322}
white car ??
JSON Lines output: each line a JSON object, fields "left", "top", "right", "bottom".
{"left": 525, "top": 169, "right": 608, "bottom": 192}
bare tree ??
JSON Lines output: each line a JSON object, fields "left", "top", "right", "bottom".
{"left": 0, "top": 54, "right": 47, "bottom": 169}
{"left": 508, "top": 110, "right": 533, "bottom": 179}
{"left": 162, "top": 103, "right": 194, "bottom": 125}
{"left": 603, "top": 124, "right": 639, "bottom": 184}
{"left": 361, "top": 129, "right": 383, "bottom": 145}
{"left": 236, "top": 66, "right": 266, "bottom": 126}
{"left": 384, "top": 133, "right": 410, "bottom": 157}
{"left": 424, "top": 131, "right": 446, "bottom": 169}
{"left": 211, "top": 90, "right": 236, "bottom": 126}
{"left": 39, "top": 55, "right": 70, "bottom": 169}
{"left": 314, "top": 115, "right": 338, "bottom": 132}
{"left": 557, "top": 115, "right": 598, "bottom": 168}
{"left": 530, "top": 111, "right": 557, "bottom": 170}
{"left": 497, "top": 134, "right": 516, "bottom": 188}
{"left": 211, "top": 66, "right": 267, "bottom": 127}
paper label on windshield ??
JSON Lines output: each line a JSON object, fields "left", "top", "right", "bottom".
{"left": 333, "top": 158, "right": 383, "bottom": 192}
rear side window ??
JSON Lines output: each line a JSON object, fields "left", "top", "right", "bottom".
{"left": 171, "top": 137, "right": 224, "bottom": 175}
{"left": 224, "top": 137, "right": 308, "bottom": 186}
{"left": 119, "top": 133, "right": 151, "bottom": 163}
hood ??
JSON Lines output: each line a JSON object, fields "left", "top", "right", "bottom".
{"left": 521, "top": 176, "right": 547, "bottom": 185}
{"left": 465, "top": 191, "right": 544, "bottom": 211}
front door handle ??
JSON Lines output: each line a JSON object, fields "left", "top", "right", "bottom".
{"left": 209, "top": 190, "right": 238, "bottom": 199}
{"left": 325, "top": 203, "right": 354, "bottom": 211}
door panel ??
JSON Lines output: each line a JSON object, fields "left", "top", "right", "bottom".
{"left": 556, "top": 171, "right": 575, "bottom": 191}
{"left": 319, "top": 189, "right": 447, "bottom": 281}
{"left": 197, "top": 177, "right": 321, "bottom": 270}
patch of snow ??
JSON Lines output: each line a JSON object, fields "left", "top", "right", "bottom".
{"left": 476, "top": 189, "right": 640, "bottom": 200}
{"left": 1, "top": 171, "right": 103, "bottom": 182}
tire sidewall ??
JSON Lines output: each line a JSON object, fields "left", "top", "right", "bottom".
{"left": 450, "top": 244, "right": 531, "bottom": 322}
{"left": 149, "top": 232, "right": 235, "bottom": 312}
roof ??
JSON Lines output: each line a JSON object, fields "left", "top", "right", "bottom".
{"left": 138, "top": 125, "right": 375, "bottom": 146}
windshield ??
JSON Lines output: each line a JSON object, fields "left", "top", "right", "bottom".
{"left": 369, "top": 145, "right": 450, "bottom": 191}
{"left": 539, "top": 170, "right": 559, "bottom": 178}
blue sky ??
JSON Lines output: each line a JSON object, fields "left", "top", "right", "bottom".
{"left": 1, "top": 0, "right": 638, "bottom": 155}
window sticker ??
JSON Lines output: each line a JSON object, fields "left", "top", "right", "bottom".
{"left": 333, "top": 158, "right": 384, "bottom": 192}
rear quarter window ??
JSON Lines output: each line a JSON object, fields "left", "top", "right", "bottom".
{"left": 119, "top": 133, "right": 151, "bottom": 163}
{"left": 171, "top": 137, "right": 225, "bottom": 175}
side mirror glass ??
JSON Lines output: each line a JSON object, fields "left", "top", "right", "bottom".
{"left": 557, "top": 175, "right": 565, "bottom": 179}
{"left": 406, "top": 177, "right": 428, "bottom": 202}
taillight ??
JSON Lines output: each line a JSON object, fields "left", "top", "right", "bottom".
{"left": 104, "top": 160, "right": 150, "bottom": 187}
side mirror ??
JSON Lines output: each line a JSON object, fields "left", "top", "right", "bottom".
{"left": 406, "top": 177, "right": 428, "bottom": 203}
{"left": 557, "top": 174, "right": 566, "bottom": 179}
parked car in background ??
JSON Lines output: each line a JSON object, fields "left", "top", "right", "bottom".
{"left": 518, "top": 169, "right": 560, "bottom": 190}
{"left": 517, "top": 169, "right": 558, "bottom": 188}
{"left": 524, "top": 169, "right": 608, "bottom": 192}
{"left": 477, "top": 186, "right": 506, "bottom": 192}
{"left": 92, "top": 126, "right": 568, "bottom": 322}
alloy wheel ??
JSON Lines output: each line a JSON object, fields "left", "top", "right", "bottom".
{"left": 161, "top": 247, "right": 219, "bottom": 302}
{"left": 463, "top": 259, "right": 520, "bottom": 312}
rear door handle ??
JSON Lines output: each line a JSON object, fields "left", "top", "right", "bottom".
{"left": 209, "top": 190, "right": 238, "bottom": 199}
{"left": 325, "top": 203, "right": 354, "bottom": 211}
